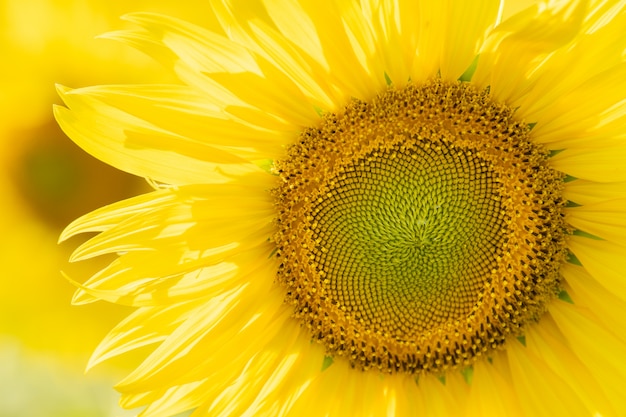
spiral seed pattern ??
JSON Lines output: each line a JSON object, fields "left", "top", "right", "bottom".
{"left": 274, "top": 80, "right": 568, "bottom": 374}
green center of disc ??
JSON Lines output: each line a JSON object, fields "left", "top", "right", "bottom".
{"left": 313, "top": 140, "right": 502, "bottom": 337}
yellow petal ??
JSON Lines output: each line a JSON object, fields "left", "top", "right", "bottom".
{"left": 54, "top": 86, "right": 261, "bottom": 184}
{"left": 263, "top": 0, "right": 382, "bottom": 101}
{"left": 70, "top": 84, "right": 292, "bottom": 161}
{"left": 568, "top": 236, "right": 626, "bottom": 301}
{"left": 246, "top": 20, "right": 340, "bottom": 109}
{"left": 354, "top": 0, "right": 419, "bottom": 85}
{"left": 60, "top": 187, "right": 178, "bottom": 241}
{"left": 518, "top": 21, "right": 626, "bottom": 139}
{"left": 550, "top": 143, "right": 626, "bottom": 182}
{"left": 550, "top": 301, "right": 626, "bottom": 415}
{"left": 208, "top": 55, "right": 320, "bottom": 127}
{"left": 564, "top": 179, "right": 626, "bottom": 206}
{"left": 419, "top": 372, "right": 469, "bottom": 416}
{"left": 506, "top": 337, "right": 590, "bottom": 417}
{"left": 88, "top": 303, "right": 198, "bottom": 369}
{"left": 117, "top": 282, "right": 287, "bottom": 397}
{"left": 67, "top": 182, "right": 274, "bottom": 262}
{"left": 474, "top": 0, "right": 588, "bottom": 104}
{"left": 561, "top": 262, "right": 626, "bottom": 344}
{"left": 466, "top": 360, "right": 524, "bottom": 417}
{"left": 139, "top": 379, "right": 206, "bottom": 417}
{"left": 525, "top": 312, "right": 615, "bottom": 416}
{"left": 438, "top": 0, "right": 501, "bottom": 80}
{"left": 567, "top": 198, "right": 626, "bottom": 245}
{"left": 110, "top": 13, "right": 321, "bottom": 127}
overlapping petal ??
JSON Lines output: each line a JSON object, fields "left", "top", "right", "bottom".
{"left": 55, "top": 85, "right": 263, "bottom": 184}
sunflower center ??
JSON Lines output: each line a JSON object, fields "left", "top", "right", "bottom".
{"left": 274, "top": 80, "right": 567, "bottom": 375}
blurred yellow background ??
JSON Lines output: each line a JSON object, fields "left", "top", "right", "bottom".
{"left": 0, "top": 1, "right": 215, "bottom": 416}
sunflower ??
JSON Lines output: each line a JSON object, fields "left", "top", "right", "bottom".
{"left": 55, "top": 0, "right": 626, "bottom": 416}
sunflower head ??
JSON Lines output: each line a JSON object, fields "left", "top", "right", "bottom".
{"left": 274, "top": 78, "right": 569, "bottom": 375}
{"left": 54, "top": 1, "right": 626, "bottom": 416}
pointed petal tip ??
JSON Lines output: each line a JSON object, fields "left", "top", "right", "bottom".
{"left": 86, "top": 349, "right": 107, "bottom": 372}
{"left": 51, "top": 103, "right": 63, "bottom": 117}
{"left": 71, "top": 288, "right": 98, "bottom": 306}
{"left": 55, "top": 84, "right": 72, "bottom": 95}
{"left": 58, "top": 227, "right": 71, "bottom": 244}
{"left": 119, "top": 12, "right": 139, "bottom": 23}
{"left": 94, "top": 31, "right": 115, "bottom": 41}
{"left": 60, "top": 271, "right": 85, "bottom": 296}
{"left": 58, "top": 216, "right": 84, "bottom": 243}
{"left": 120, "top": 11, "right": 168, "bottom": 25}
{"left": 68, "top": 244, "right": 104, "bottom": 263}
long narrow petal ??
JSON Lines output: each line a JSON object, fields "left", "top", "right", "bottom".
{"left": 55, "top": 86, "right": 262, "bottom": 184}
{"left": 506, "top": 337, "right": 590, "bottom": 417}
{"left": 561, "top": 262, "right": 626, "bottom": 343}
{"left": 567, "top": 198, "right": 626, "bottom": 245}
{"left": 550, "top": 302, "right": 626, "bottom": 415}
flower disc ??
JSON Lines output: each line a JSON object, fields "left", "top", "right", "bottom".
{"left": 276, "top": 80, "right": 568, "bottom": 375}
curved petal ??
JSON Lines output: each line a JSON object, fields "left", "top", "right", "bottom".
{"left": 66, "top": 178, "right": 274, "bottom": 262}
{"left": 466, "top": 360, "right": 524, "bottom": 417}
{"left": 506, "top": 337, "right": 590, "bottom": 417}
{"left": 550, "top": 301, "right": 626, "bottom": 415}
{"left": 566, "top": 198, "right": 626, "bottom": 245}
{"left": 54, "top": 85, "right": 262, "bottom": 184}
{"left": 474, "top": 0, "right": 589, "bottom": 103}
{"left": 106, "top": 13, "right": 321, "bottom": 127}
{"left": 88, "top": 302, "right": 197, "bottom": 369}
{"left": 568, "top": 236, "right": 626, "bottom": 301}
{"left": 525, "top": 312, "right": 616, "bottom": 416}
{"left": 117, "top": 282, "right": 288, "bottom": 402}
{"left": 68, "top": 84, "right": 292, "bottom": 161}
{"left": 60, "top": 187, "right": 180, "bottom": 241}
{"left": 561, "top": 262, "right": 626, "bottom": 342}
{"left": 550, "top": 143, "right": 626, "bottom": 182}
{"left": 437, "top": 0, "right": 501, "bottom": 80}
{"left": 563, "top": 179, "right": 626, "bottom": 206}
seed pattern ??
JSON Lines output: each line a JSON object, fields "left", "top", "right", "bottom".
{"left": 274, "top": 80, "right": 568, "bottom": 375}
